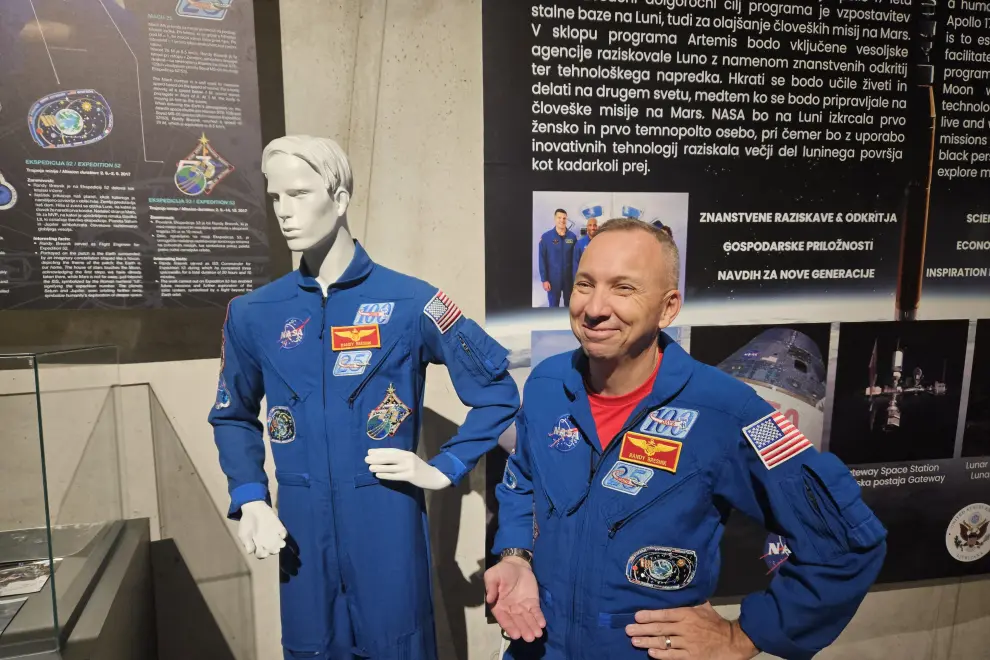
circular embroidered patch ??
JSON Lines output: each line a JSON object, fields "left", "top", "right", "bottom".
{"left": 548, "top": 415, "right": 580, "bottom": 452}
{"left": 625, "top": 546, "right": 697, "bottom": 591}
{"left": 762, "top": 534, "right": 791, "bottom": 574}
{"left": 279, "top": 317, "right": 310, "bottom": 349}
{"left": 267, "top": 406, "right": 296, "bottom": 444}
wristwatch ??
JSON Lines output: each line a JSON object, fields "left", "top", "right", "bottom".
{"left": 500, "top": 547, "right": 533, "bottom": 563}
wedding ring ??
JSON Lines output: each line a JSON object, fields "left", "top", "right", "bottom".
{"left": 665, "top": 636, "right": 672, "bottom": 649}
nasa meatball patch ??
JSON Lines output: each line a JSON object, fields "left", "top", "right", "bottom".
{"left": 548, "top": 415, "right": 581, "bottom": 452}
{"left": 626, "top": 546, "right": 697, "bottom": 591}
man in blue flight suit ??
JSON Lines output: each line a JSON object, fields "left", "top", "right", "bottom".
{"left": 538, "top": 208, "right": 577, "bottom": 307}
{"left": 571, "top": 203, "right": 601, "bottom": 281}
{"left": 485, "top": 218, "right": 886, "bottom": 660}
{"left": 209, "top": 135, "right": 519, "bottom": 660}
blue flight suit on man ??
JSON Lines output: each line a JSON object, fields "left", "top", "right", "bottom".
{"left": 538, "top": 228, "right": 577, "bottom": 307}
{"left": 209, "top": 241, "right": 519, "bottom": 660}
{"left": 572, "top": 234, "right": 591, "bottom": 281}
{"left": 494, "top": 333, "right": 886, "bottom": 660}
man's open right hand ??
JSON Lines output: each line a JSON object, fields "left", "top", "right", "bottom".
{"left": 484, "top": 557, "right": 546, "bottom": 642}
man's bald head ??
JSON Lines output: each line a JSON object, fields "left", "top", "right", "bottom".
{"left": 594, "top": 217, "right": 680, "bottom": 290}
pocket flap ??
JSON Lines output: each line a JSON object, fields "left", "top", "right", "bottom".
{"left": 353, "top": 472, "right": 381, "bottom": 488}
{"left": 275, "top": 471, "right": 311, "bottom": 487}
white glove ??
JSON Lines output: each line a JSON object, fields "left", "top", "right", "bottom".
{"left": 364, "top": 448, "right": 453, "bottom": 490}
{"left": 238, "top": 500, "right": 287, "bottom": 559}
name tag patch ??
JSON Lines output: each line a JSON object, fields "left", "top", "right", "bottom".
{"left": 639, "top": 406, "right": 699, "bottom": 440}
{"left": 626, "top": 546, "right": 697, "bottom": 591}
{"left": 331, "top": 324, "right": 381, "bottom": 351}
{"left": 602, "top": 461, "right": 654, "bottom": 495}
{"left": 267, "top": 406, "right": 296, "bottom": 444}
{"left": 619, "top": 432, "right": 682, "bottom": 474}
{"left": 334, "top": 350, "right": 372, "bottom": 376}
{"left": 354, "top": 302, "right": 395, "bottom": 325}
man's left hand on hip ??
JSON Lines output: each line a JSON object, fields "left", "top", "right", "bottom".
{"left": 625, "top": 601, "right": 759, "bottom": 659}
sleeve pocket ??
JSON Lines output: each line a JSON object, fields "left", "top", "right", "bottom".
{"left": 454, "top": 319, "right": 509, "bottom": 383}
{"left": 785, "top": 453, "right": 887, "bottom": 562}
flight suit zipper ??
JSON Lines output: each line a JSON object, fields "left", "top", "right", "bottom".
{"left": 346, "top": 336, "right": 402, "bottom": 408}
{"left": 607, "top": 470, "right": 703, "bottom": 538}
{"left": 319, "top": 291, "right": 348, "bottom": 596}
{"left": 457, "top": 332, "right": 496, "bottom": 378}
{"left": 260, "top": 353, "right": 301, "bottom": 402}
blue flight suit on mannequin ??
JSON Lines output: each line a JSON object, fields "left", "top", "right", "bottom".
{"left": 494, "top": 333, "right": 887, "bottom": 660}
{"left": 538, "top": 228, "right": 577, "bottom": 307}
{"left": 209, "top": 241, "right": 519, "bottom": 660}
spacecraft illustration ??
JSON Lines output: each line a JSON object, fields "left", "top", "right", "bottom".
{"left": 717, "top": 328, "right": 827, "bottom": 449}
{"left": 894, "top": 0, "right": 938, "bottom": 321}
{"left": 865, "top": 339, "right": 947, "bottom": 431}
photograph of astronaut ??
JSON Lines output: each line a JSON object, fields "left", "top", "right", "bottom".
{"left": 530, "top": 191, "right": 689, "bottom": 308}
{"left": 829, "top": 320, "right": 968, "bottom": 465}
{"left": 690, "top": 324, "right": 832, "bottom": 451}
{"left": 962, "top": 319, "right": 990, "bottom": 458}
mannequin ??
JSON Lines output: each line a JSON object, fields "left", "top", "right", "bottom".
{"left": 237, "top": 141, "right": 453, "bottom": 560}
{"left": 208, "top": 135, "right": 518, "bottom": 660}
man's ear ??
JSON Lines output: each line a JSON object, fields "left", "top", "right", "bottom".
{"left": 658, "top": 290, "right": 682, "bottom": 330}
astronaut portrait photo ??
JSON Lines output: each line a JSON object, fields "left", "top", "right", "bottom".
{"left": 829, "top": 320, "right": 969, "bottom": 465}
{"left": 530, "top": 191, "right": 689, "bottom": 309}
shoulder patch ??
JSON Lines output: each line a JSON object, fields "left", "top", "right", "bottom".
{"left": 424, "top": 290, "right": 462, "bottom": 334}
{"left": 742, "top": 412, "right": 812, "bottom": 470}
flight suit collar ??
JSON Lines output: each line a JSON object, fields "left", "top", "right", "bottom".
{"left": 295, "top": 239, "right": 376, "bottom": 292}
{"left": 562, "top": 331, "right": 694, "bottom": 454}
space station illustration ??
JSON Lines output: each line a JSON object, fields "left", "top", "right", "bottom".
{"left": 716, "top": 328, "right": 827, "bottom": 449}
{"left": 865, "top": 339, "right": 947, "bottom": 431}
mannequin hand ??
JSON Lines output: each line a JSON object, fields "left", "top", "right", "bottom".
{"left": 238, "top": 500, "right": 287, "bottom": 559}
{"left": 364, "top": 448, "right": 452, "bottom": 490}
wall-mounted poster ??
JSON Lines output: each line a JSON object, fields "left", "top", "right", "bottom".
{"left": 0, "top": 0, "right": 270, "bottom": 310}
{"left": 483, "top": 0, "right": 990, "bottom": 586}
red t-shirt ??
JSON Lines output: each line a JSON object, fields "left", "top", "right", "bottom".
{"left": 587, "top": 353, "right": 662, "bottom": 451}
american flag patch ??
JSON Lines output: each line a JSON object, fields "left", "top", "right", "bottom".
{"left": 424, "top": 290, "right": 462, "bottom": 334}
{"left": 742, "top": 412, "right": 812, "bottom": 470}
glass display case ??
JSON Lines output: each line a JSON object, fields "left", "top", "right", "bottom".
{"left": 0, "top": 346, "right": 123, "bottom": 658}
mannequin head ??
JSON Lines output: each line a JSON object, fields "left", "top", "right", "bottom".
{"left": 261, "top": 136, "right": 353, "bottom": 252}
